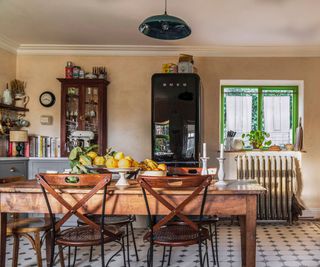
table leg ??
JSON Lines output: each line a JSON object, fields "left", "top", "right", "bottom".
{"left": 239, "top": 195, "right": 257, "bottom": 267}
{"left": 0, "top": 212, "right": 8, "bottom": 267}
{"left": 45, "top": 230, "right": 52, "bottom": 267}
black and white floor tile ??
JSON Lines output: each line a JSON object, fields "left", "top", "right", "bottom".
{"left": 5, "top": 220, "right": 320, "bottom": 267}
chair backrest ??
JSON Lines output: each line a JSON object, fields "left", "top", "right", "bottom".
{"left": 37, "top": 173, "right": 113, "bottom": 235}
{"left": 137, "top": 175, "right": 212, "bottom": 232}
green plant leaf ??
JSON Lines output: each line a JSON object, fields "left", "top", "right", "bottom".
{"left": 83, "top": 144, "right": 99, "bottom": 153}
{"left": 78, "top": 164, "right": 89, "bottom": 174}
{"left": 68, "top": 147, "right": 82, "bottom": 160}
{"left": 265, "top": 140, "right": 272, "bottom": 146}
{"left": 71, "top": 165, "right": 80, "bottom": 174}
{"left": 79, "top": 155, "right": 92, "bottom": 166}
{"left": 69, "top": 160, "right": 78, "bottom": 169}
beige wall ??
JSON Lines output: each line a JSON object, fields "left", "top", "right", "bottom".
{"left": 16, "top": 55, "right": 320, "bottom": 213}
{"left": 0, "top": 48, "right": 16, "bottom": 91}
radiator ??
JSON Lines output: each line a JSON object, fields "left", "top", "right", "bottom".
{"left": 235, "top": 155, "right": 302, "bottom": 223}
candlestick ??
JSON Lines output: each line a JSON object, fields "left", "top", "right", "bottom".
{"left": 200, "top": 156, "right": 209, "bottom": 175}
{"left": 215, "top": 157, "right": 227, "bottom": 186}
{"left": 220, "top": 143, "right": 224, "bottom": 158}
{"left": 203, "top": 143, "right": 207, "bottom": 158}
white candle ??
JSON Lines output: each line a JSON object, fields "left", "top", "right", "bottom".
{"left": 220, "top": 144, "right": 224, "bottom": 158}
{"left": 203, "top": 143, "right": 207, "bottom": 158}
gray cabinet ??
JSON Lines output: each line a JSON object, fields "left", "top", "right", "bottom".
{"left": 0, "top": 158, "right": 70, "bottom": 180}
{"left": 0, "top": 158, "right": 28, "bottom": 179}
{"left": 28, "top": 158, "right": 69, "bottom": 179}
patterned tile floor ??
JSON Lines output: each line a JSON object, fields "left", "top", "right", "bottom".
{"left": 5, "top": 220, "right": 320, "bottom": 267}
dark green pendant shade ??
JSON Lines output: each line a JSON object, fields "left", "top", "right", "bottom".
{"left": 139, "top": 13, "right": 191, "bottom": 40}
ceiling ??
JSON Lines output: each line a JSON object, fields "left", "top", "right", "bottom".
{"left": 0, "top": 0, "right": 320, "bottom": 51}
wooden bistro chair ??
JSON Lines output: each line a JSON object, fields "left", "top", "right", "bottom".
{"left": 168, "top": 167, "right": 219, "bottom": 266}
{"left": 137, "top": 174, "right": 213, "bottom": 267}
{"left": 36, "top": 173, "right": 126, "bottom": 267}
{"left": 77, "top": 171, "right": 139, "bottom": 266}
{"left": 0, "top": 176, "right": 65, "bottom": 267}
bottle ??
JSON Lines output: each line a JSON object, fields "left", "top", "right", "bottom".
{"left": 2, "top": 83, "right": 13, "bottom": 105}
{"left": 65, "top": 61, "right": 73, "bottom": 79}
{"left": 72, "top": 66, "right": 80, "bottom": 79}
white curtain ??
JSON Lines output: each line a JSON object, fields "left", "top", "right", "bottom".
{"left": 226, "top": 96, "right": 252, "bottom": 136}
{"left": 264, "top": 96, "right": 291, "bottom": 144}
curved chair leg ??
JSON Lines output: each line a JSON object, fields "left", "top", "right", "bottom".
{"left": 12, "top": 234, "right": 19, "bottom": 267}
{"left": 58, "top": 246, "right": 65, "bottom": 267}
{"left": 205, "top": 239, "right": 209, "bottom": 267}
{"left": 214, "top": 223, "right": 219, "bottom": 267}
{"left": 49, "top": 237, "right": 55, "bottom": 267}
{"left": 161, "top": 246, "right": 166, "bottom": 267}
{"left": 129, "top": 221, "right": 139, "bottom": 261}
{"left": 126, "top": 224, "right": 131, "bottom": 267}
{"left": 167, "top": 246, "right": 172, "bottom": 266}
{"left": 34, "top": 232, "right": 43, "bottom": 267}
{"left": 198, "top": 237, "right": 203, "bottom": 267}
{"left": 122, "top": 236, "right": 127, "bottom": 267}
{"left": 67, "top": 246, "right": 71, "bottom": 267}
{"left": 89, "top": 246, "right": 94, "bottom": 262}
{"left": 209, "top": 224, "right": 216, "bottom": 265}
{"left": 72, "top": 247, "right": 77, "bottom": 267}
{"left": 150, "top": 239, "right": 154, "bottom": 267}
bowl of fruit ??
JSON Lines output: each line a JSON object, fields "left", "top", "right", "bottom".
{"left": 139, "top": 159, "right": 167, "bottom": 176}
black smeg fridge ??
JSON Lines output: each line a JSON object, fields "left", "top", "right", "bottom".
{"left": 152, "top": 73, "right": 201, "bottom": 167}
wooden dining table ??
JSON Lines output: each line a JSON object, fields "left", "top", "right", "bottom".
{"left": 0, "top": 178, "right": 265, "bottom": 267}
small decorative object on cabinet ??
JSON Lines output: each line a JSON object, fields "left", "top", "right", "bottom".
{"left": 10, "top": 130, "right": 29, "bottom": 157}
{"left": 2, "top": 83, "right": 13, "bottom": 105}
{"left": 58, "top": 78, "right": 109, "bottom": 156}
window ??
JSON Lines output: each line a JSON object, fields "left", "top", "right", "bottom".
{"left": 220, "top": 86, "right": 298, "bottom": 147}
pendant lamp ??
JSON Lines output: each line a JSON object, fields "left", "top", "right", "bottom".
{"left": 139, "top": 0, "right": 191, "bottom": 40}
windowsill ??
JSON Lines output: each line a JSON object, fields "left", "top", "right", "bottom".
{"left": 222, "top": 150, "right": 306, "bottom": 153}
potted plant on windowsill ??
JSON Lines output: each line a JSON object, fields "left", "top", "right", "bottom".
{"left": 242, "top": 130, "right": 272, "bottom": 150}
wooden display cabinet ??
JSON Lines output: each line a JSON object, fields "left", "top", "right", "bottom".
{"left": 58, "top": 79, "right": 109, "bottom": 156}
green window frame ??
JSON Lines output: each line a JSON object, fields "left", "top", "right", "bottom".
{"left": 220, "top": 85, "right": 299, "bottom": 144}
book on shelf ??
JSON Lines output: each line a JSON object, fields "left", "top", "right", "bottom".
{"left": 28, "top": 135, "right": 61, "bottom": 158}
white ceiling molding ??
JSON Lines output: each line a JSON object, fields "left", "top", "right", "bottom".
{"left": 0, "top": 34, "right": 18, "bottom": 54}
{"left": 16, "top": 44, "right": 320, "bottom": 57}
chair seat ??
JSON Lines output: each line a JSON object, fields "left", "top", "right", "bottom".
{"left": 194, "top": 215, "right": 219, "bottom": 225}
{"left": 56, "top": 225, "right": 123, "bottom": 247}
{"left": 144, "top": 223, "right": 209, "bottom": 247}
{"left": 77, "top": 215, "right": 134, "bottom": 226}
{"left": 7, "top": 217, "right": 51, "bottom": 234}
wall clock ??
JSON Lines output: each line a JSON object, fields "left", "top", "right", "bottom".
{"left": 39, "top": 91, "right": 56, "bottom": 107}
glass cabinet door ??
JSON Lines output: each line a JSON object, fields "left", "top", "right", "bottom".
{"left": 65, "top": 87, "right": 80, "bottom": 153}
{"left": 84, "top": 86, "right": 99, "bottom": 144}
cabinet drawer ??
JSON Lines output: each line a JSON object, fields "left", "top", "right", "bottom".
{"left": 28, "top": 159, "right": 70, "bottom": 179}
{"left": 0, "top": 161, "right": 28, "bottom": 178}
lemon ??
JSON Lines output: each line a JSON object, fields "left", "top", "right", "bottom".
{"left": 114, "top": 152, "right": 125, "bottom": 161}
{"left": 93, "top": 156, "right": 105, "bottom": 166}
{"left": 125, "top": 156, "right": 133, "bottom": 162}
{"left": 131, "top": 160, "right": 139, "bottom": 167}
{"left": 106, "top": 157, "right": 118, "bottom": 168}
{"left": 118, "top": 159, "right": 131, "bottom": 168}
{"left": 86, "top": 151, "right": 98, "bottom": 160}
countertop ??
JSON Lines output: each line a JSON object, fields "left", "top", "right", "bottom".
{"left": 0, "top": 157, "right": 68, "bottom": 161}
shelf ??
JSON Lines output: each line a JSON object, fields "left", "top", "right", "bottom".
{"left": 0, "top": 103, "right": 29, "bottom": 112}
{"left": 57, "top": 78, "right": 110, "bottom": 86}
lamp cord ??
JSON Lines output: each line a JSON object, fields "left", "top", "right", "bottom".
{"left": 164, "top": 0, "right": 167, "bottom": 14}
